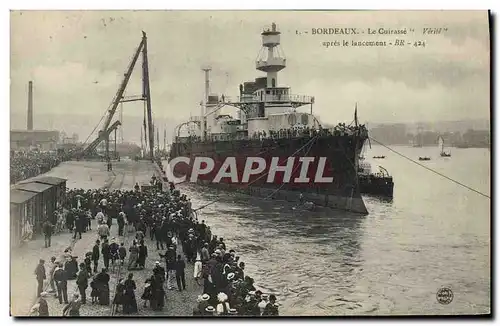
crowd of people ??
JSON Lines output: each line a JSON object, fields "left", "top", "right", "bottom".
{"left": 175, "top": 123, "right": 368, "bottom": 144}
{"left": 10, "top": 150, "right": 68, "bottom": 184}
{"left": 32, "top": 175, "right": 279, "bottom": 317}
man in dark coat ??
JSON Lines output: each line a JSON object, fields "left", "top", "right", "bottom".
{"left": 101, "top": 239, "right": 110, "bottom": 271}
{"left": 155, "top": 221, "right": 165, "bottom": 250}
{"left": 76, "top": 263, "right": 88, "bottom": 304}
{"left": 138, "top": 240, "right": 148, "bottom": 269}
{"left": 53, "top": 263, "right": 69, "bottom": 304}
{"left": 95, "top": 268, "right": 110, "bottom": 305}
{"left": 92, "top": 240, "right": 100, "bottom": 273}
{"left": 73, "top": 215, "right": 83, "bottom": 239}
{"left": 34, "top": 259, "right": 46, "bottom": 297}
{"left": 117, "top": 212, "right": 125, "bottom": 236}
{"left": 175, "top": 255, "right": 186, "bottom": 291}
{"left": 42, "top": 220, "right": 53, "bottom": 248}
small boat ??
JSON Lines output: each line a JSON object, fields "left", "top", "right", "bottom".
{"left": 419, "top": 157, "right": 431, "bottom": 161}
{"left": 438, "top": 136, "right": 451, "bottom": 157}
{"left": 373, "top": 155, "right": 386, "bottom": 159}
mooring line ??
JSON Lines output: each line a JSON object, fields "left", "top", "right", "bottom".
{"left": 369, "top": 137, "right": 490, "bottom": 199}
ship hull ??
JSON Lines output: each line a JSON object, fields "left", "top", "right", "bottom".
{"left": 169, "top": 135, "right": 368, "bottom": 214}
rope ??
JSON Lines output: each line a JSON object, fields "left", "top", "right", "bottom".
{"left": 193, "top": 135, "right": 320, "bottom": 212}
{"left": 81, "top": 111, "right": 107, "bottom": 148}
{"left": 369, "top": 137, "right": 490, "bottom": 199}
{"left": 264, "top": 136, "right": 318, "bottom": 200}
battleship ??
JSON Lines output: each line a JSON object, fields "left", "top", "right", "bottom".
{"left": 169, "top": 23, "right": 369, "bottom": 214}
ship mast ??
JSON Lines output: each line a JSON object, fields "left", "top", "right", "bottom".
{"left": 201, "top": 67, "right": 211, "bottom": 141}
{"left": 256, "top": 22, "right": 286, "bottom": 89}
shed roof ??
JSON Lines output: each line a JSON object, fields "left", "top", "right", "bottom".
{"left": 10, "top": 189, "right": 37, "bottom": 204}
{"left": 12, "top": 182, "right": 53, "bottom": 193}
{"left": 18, "top": 176, "right": 67, "bottom": 186}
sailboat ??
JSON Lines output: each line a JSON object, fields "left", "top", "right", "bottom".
{"left": 438, "top": 136, "right": 451, "bottom": 157}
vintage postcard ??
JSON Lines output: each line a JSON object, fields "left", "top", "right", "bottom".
{"left": 10, "top": 10, "right": 490, "bottom": 317}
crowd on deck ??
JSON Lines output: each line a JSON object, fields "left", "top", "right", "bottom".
{"left": 10, "top": 150, "right": 68, "bottom": 184}
{"left": 176, "top": 123, "right": 367, "bottom": 143}
{"left": 32, "top": 175, "right": 279, "bottom": 317}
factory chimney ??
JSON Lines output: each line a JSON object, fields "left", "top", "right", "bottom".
{"left": 27, "top": 81, "right": 33, "bottom": 130}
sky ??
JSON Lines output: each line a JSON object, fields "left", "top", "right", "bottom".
{"left": 10, "top": 10, "right": 490, "bottom": 144}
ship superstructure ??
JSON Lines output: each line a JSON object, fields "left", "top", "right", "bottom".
{"left": 170, "top": 23, "right": 369, "bottom": 214}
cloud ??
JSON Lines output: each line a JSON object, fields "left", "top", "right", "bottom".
{"left": 10, "top": 10, "right": 490, "bottom": 143}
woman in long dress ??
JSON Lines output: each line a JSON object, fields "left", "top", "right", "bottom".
{"left": 112, "top": 279, "right": 125, "bottom": 314}
{"left": 141, "top": 276, "right": 154, "bottom": 308}
{"left": 95, "top": 268, "right": 110, "bottom": 305}
{"left": 128, "top": 241, "right": 139, "bottom": 270}
{"left": 122, "top": 273, "right": 138, "bottom": 314}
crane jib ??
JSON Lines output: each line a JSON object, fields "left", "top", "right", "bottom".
{"left": 83, "top": 32, "right": 155, "bottom": 159}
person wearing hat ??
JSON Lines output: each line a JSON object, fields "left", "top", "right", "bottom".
{"left": 119, "top": 242, "right": 127, "bottom": 266}
{"left": 42, "top": 218, "right": 53, "bottom": 248}
{"left": 30, "top": 292, "right": 50, "bottom": 316}
{"left": 201, "top": 243, "right": 210, "bottom": 262}
{"left": 109, "top": 238, "right": 120, "bottom": 266}
{"left": 228, "top": 308, "right": 238, "bottom": 316}
{"left": 101, "top": 238, "right": 111, "bottom": 271}
{"left": 53, "top": 262, "right": 69, "bottom": 304}
{"left": 246, "top": 290, "right": 261, "bottom": 316}
{"left": 262, "top": 294, "right": 279, "bottom": 316}
{"left": 258, "top": 294, "right": 269, "bottom": 315}
{"left": 34, "top": 259, "right": 46, "bottom": 298}
{"left": 205, "top": 305, "right": 216, "bottom": 316}
{"left": 92, "top": 240, "right": 100, "bottom": 273}
{"left": 175, "top": 254, "right": 186, "bottom": 291}
{"left": 63, "top": 293, "right": 82, "bottom": 316}
{"left": 227, "top": 272, "right": 236, "bottom": 282}
{"left": 76, "top": 263, "right": 89, "bottom": 304}
{"left": 117, "top": 211, "right": 126, "bottom": 236}
{"left": 194, "top": 293, "right": 210, "bottom": 316}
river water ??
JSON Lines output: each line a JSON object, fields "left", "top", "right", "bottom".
{"left": 165, "top": 145, "right": 491, "bottom": 316}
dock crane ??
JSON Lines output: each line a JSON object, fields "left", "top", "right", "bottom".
{"left": 81, "top": 31, "right": 155, "bottom": 161}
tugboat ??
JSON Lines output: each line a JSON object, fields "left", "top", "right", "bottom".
{"left": 358, "top": 157, "right": 394, "bottom": 198}
{"left": 169, "top": 23, "right": 370, "bottom": 214}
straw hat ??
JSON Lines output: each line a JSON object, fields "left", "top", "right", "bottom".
{"left": 227, "top": 272, "right": 235, "bottom": 281}
{"left": 205, "top": 306, "right": 215, "bottom": 313}
{"left": 201, "top": 293, "right": 210, "bottom": 301}
{"left": 229, "top": 308, "right": 238, "bottom": 315}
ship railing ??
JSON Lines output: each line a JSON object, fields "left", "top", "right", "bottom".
{"left": 189, "top": 116, "right": 202, "bottom": 122}
{"left": 256, "top": 58, "right": 286, "bottom": 69}
{"left": 228, "top": 94, "right": 314, "bottom": 104}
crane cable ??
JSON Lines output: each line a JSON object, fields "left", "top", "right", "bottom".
{"left": 369, "top": 136, "right": 490, "bottom": 199}
{"left": 193, "top": 135, "right": 320, "bottom": 212}
{"left": 81, "top": 90, "right": 122, "bottom": 148}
